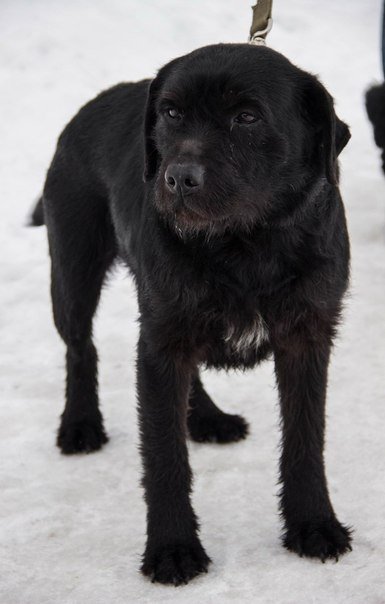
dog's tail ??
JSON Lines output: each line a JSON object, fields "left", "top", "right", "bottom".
{"left": 29, "top": 196, "right": 45, "bottom": 226}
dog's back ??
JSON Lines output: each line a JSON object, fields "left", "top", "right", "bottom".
{"left": 44, "top": 80, "right": 149, "bottom": 204}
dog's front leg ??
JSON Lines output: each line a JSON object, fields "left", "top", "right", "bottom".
{"left": 273, "top": 336, "right": 352, "bottom": 561}
{"left": 137, "top": 333, "right": 210, "bottom": 585}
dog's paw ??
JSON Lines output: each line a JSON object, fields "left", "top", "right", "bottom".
{"left": 141, "top": 541, "right": 211, "bottom": 586}
{"left": 57, "top": 419, "right": 108, "bottom": 454}
{"left": 188, "top": 411, "right": 249, "bottom": 444}
{"left": 283, "top": 518, "right": 352, "bottom": 562}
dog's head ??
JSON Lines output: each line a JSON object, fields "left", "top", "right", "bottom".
{"left": 143, "top": 44, "right": 350, "bottom": 235}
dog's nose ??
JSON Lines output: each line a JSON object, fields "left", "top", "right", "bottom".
{"left": 164, "top": 163, "right": 204, "bottom": 196}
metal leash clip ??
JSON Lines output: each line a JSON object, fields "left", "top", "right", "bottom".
{"left": 248, "top": 0, "right": 273, "bottom": 46}
{"left": 249, "top": 18, "right": 273, "bottom": 46}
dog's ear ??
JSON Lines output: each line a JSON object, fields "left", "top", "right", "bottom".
{"left": 335, "top": 116, "right": 351, "bottom": 156}
{"left": 143, "top": 58, "right": 181, "bottom": 182}
{"left": 143, "top": 76, "right": 162, "bottom": 182}
{"left": 301, "top": 76, "right": 350, "bottom": 185}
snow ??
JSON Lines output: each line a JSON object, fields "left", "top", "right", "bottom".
{"left": 1, "top": 0, "right": 385, "bottom": 602}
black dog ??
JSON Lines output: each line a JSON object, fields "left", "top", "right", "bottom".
{"left": 366, "top": 83, "right": 385, "bottom": 174}
{"left": 33, "top": 44, "right": 352, "bottom": 585}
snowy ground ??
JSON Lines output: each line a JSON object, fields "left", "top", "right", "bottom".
{"left": 1, "top": 0, "right": 385, "bottom": 602}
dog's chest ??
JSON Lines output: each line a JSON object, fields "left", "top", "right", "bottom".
{"left": 224, "top": 313, "right": 269, "bottom": 354}
{"left": 223, "top": 312, "right": 269, "bottom": 356}
{"left": 192, "top": 274, "right": 272, "bottom": 368}
{"left": 201, "top": 308, "right": 270, "bottom": 370}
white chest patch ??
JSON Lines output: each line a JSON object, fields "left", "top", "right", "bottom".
{"left": 224, "top": 313, "right": 269, "bottom": 355}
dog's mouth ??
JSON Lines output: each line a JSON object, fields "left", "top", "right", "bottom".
{"left": 175, "top": 198, "right": 212, "bottom": 224}
{"left": 173, "top": 195, "right": 236, "bottom": 233}
{"left": 171, "top": 206, "right": 213, "bottom": 235}
{"left": 155, "top": 187, "right": 222, "bottom": 229}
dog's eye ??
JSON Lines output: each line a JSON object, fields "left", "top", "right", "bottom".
{"left": 235, "top": 112, "right": 258, "bottom": 124}
{"left": 166, "top": 107, "right": 182, "bottom": 120}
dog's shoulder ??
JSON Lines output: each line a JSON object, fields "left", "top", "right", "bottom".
{"left": 58, "top": 79, "right": 150, "bottom": 147}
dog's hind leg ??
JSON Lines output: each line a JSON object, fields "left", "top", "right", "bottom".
{"left": 44, "top": 186, "right": 116, "bottom": 454}
{"left": 187, "top": 373, "right": 249, "bottom": 443}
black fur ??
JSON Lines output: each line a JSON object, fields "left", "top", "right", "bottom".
{"left": 366, "top": 82, "right": 385, "bottom": 173}
{"left": 35, "top": 44, "right": 352, "bottom": 585}
{"left": 30, "top": 196, "right": 44, "bottom": 226}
